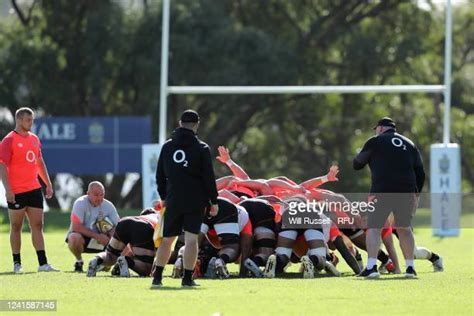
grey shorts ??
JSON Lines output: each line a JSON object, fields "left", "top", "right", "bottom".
{"left": 367, "top": 193, "right": 416, "bottom": 229}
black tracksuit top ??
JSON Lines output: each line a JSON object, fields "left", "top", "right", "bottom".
{"left": 353, "top": 129, "right": 425, "bottom": 193}
{"left": 156, "top": 127, "right": 218, "bottom": 212}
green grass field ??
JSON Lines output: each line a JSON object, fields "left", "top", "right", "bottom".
{"left": 0, "top": 209, "right": 473, "bottom": 315}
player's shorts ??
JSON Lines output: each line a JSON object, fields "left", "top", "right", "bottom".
{"left": 240, "top": 199, "right": 276, "bottom": 231}
{"left": 113, "top": 218, "right": 155, "bottom": 251}
{"left": 381, "top": 226, "right": 393, "bottom": 238}
{"left": 65, "top": 233, "right": 104, "bottom": 253}
{"left": 367, "top": 193, "right": 416, "bottom": 228}
{"left": 162, "top": 208, "right": 204, "bottom": 237}
{"left": 8, "top": 188, "right": 43, "bottom": 210}
{"left": 329, "top": 226, "right": 342, "bottom": 241}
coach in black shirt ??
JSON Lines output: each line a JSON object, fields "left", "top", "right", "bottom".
{"left": 152, "top": 110, "right": 219, "bottom": 288}
{"left": 353, "top": 117, "right": 425, "bottom": 278}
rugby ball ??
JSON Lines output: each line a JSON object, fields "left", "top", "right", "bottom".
{"left": 95, "top": 216, "right": 114, "bottom": 233}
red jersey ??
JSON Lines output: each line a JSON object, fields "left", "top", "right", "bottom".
{"left": 0, "top": 131, "right": 42, "bottom": 194}
{"left": 230, "top": 184, "right": 256, "bottom": 198}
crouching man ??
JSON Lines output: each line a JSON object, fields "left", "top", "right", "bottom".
{"left": 65, "top": 181, "right": 120, "bottom": 272}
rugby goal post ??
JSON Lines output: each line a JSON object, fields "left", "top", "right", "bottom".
{"left": 142, "top": 0, "right": 461, "bottom": 236}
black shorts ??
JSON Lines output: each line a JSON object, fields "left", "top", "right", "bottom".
{"left": 113, "top": 218, "right": 155, "bottom": 251}
{"left": 367, "top": 193, "right": 416, "bottom": 229}
{"left": 65, "top": 233, "right": 104, "bottom": 253}
{"left": 203, "top": 198, "right": 238, "bottom": 228}
{"left": 240, "top": 199, "right": 276, "bottom": 231}
{"left": 8, "top": 188, "right": 43, "bottom": 210}
{"left": 162, "top": 209, "right": 204, "bottom": 237}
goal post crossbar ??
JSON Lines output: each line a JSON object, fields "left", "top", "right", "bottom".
{"left": 167, "top": 85, "right": 445, "bottom": 95}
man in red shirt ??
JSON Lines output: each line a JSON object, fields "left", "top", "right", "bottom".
{"left": 0, "top": 107, "right": 58, "bottom": 273}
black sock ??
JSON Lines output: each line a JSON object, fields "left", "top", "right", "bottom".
{"left": 275, "top": 254, "right": 289, "bottom": 274}
{"left": 183, "top": 269, "right": 193, "bottom": 282}
{"left": 377, "top": 250, "right": 389, "bottom": 265}
{"left": 153, "top": 266, "right": 164, "bottom": 281}
{"left": 124, "top": 256, "right": 135, "bottom": 268}
{"left": 252, "top": 256, "right": 265, "bottom": 266}
{"left": 36, "top": 250, "right": 47, "bottom": 266}
{"left": 219, "top": 254, "right": 230, "bottom": 263}
{"left": 429, "top": 253, "right": 440, "bottom": 263}
{"left": 309, "top": 255, "right": 324, "bottom": 270}
{"left": 96, "top": 257, "right": 104, "bottom": 265}
{"left": 13, "top": 253, "right": 21, "bottom": 265}
{"left": 326, "top": 253, "right": 333, "bottom": 262}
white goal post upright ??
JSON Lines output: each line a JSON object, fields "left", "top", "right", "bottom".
{"left": 147, "top": 0, "right": 461, "bottom": 236}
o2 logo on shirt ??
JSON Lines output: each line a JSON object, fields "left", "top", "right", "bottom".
{"left": 391, "top": 137, "right": 407, "bottom": 151}
{"left": 25, "top": 150, "right": 36, "bottom": 162}
{"left": 173, "top": 150, "right": 189, "bottom": 167}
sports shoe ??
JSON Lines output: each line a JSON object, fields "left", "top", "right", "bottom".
{"left": 38, "top": 264, "right": 60, "bottom": 272}
{"left": 87, "top": 257, "right": 99, "bottom": 277}
{"left": 74, "top": 261, "right": 84, "bottom": 272}
{"left": 116, "top": 256, "right": 130, "bottom": 277}
{"left": 151, "top": 277, "right": 163, "bottom": 289}
{"left": 111, "top": 262, "right": 120, "bottom": 276}
{"left": 405, "top": 266, "right": 418, "bottom": 278}
{"left": 171, "top": 257, "right": 183, "bottom": 278}
{"left": 244, "top": 258, "right": 263, "bottom": 278}
{"left": 204, "top": 257, "right": 217, "bottom": 279}
{"left": 358, "top": 265, "right": 380, "bottom": 278}
{"left": 301, "top": 256, "right": 315, "bottom": 279}
{"left": 215, "top": 258, "right": 229, "bottom": 279}
{"left": 13, "top": 263, "right": 23, "bottom": 274}
{"left": 263, "top": 254, "right": 276, "bottom": 278}
{"left": 182, "top": 279, "right": 200, "bottom": 287}
{"left": 379, "top": 260, "right": 395, "bottom": 274}
{"left": 433, "top": 256, "right": 444, "bottom": 272}
{"left": 323, "top": 260, "right": 341, "bottom": 277}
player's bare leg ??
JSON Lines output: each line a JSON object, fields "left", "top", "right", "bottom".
{"left": 360, "top": 228, "right": 382, "bottom": 278}
{"left": 9, "top": 208, "right": 26, "bottom": 273}
{"left": 25, "top": 207, "right": 58, "bottom": 272}
{"left": 396, "top": 227, "right": 416, "bottom": 278}
{"left": 67, "top": 232, "right": 85, "bottom": 261}
{"left": 151, "top": 236, "right": 176, "bottom": 287}
{"left": 182, "top": 231, "right": 201, "bottom": 286}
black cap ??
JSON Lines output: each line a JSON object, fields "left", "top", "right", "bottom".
{"left": 180, "top": 110, "right": 200, "bottom": 123}
{"left": 373, "top": 117, "right": 396, "bottom": 129}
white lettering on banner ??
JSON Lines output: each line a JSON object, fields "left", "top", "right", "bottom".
{"left": 391, "top": 137, "right": 407, "bottom": 150}
{"left": 25, "top": 150, "right": 35, "bottom": 162}
{"left": 430, "top": 144, "right": 461, "bottom": 236}
{"left": 173, "top": 150, "right": 188, "bottom": 167}
{"left": 33, "top": 123, "right": 76, "bottom": 140}
{"left": 440, "top": 177, "right": 449, "bottom": 188}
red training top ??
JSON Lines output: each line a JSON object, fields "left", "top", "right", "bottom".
{"left": 0, "top": 131, "right": 42, "bottom": 194}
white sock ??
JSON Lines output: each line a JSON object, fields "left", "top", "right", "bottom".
{"left": 76, "top": 259, "right": 83, "bottom": 263}
{"left": 405, "top": 260, "right": 414, "bottom": 268}
{"left": 366, "top": 258, "right": 377, "bottom": 269}
{"left": 414, "top": 247, "right": 431, "bottom": 260}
